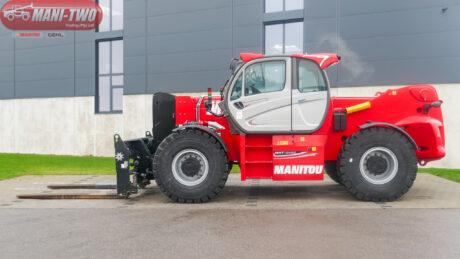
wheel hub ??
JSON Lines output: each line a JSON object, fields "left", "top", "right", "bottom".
{"left": 365, "top": 155, "right": 388, "bottom": 176}
{"left": 180, "top": 156, "right": 202, "bottom": 177}
{"left": 359, "top": 147, "right": 399, "bottom": 185}
{"left": 172, "top": 149, "right": 209, "bottom": 187}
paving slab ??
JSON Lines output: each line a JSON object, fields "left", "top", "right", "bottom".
{"left": 0, "top": 173, "right": 458, "bottom": 210}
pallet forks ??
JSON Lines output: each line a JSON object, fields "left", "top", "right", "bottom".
{"left": 17, "top": 133, "right": 154, "bottom": 200}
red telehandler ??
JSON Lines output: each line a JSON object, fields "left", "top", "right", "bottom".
{"left": 114, "top": 52, "right": 445, "bottom": 203}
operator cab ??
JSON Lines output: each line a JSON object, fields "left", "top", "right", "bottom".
{"left": 223, "top": 53, "right": 340, "bottom": 133}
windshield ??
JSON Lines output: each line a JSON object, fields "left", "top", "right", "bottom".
{"left": 221, "top": 59, "right": 244, "bottom": 97}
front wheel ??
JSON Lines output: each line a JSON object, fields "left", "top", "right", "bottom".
{"left": 338, "top": 127, "right": 417, "bottom": 202}
{"left": 152, "top": 129, "right": 228, "bottom": 203}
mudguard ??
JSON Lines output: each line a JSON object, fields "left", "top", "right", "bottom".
{"left": 173, "top": 124, "right": 228, "bottom": 152}
{"left": 359, "top": 121, "right": 418, "bottom": 150}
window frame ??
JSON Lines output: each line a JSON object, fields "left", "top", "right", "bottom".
{"left": 292, "top": 58, "right": 328, "bottom": 93}
{"left": 95, "top": 37, "right": 124, "bottom": 114}
{"left": 230, "top": 73, "right": 243, "bottom": 101}
{"left": 264, "top": 0, "right": 304, "bottom": 13}
{"left": 96, "top": 0, "right": 123, "bottom": 32}
{"left": 263, "top": 19, "right": 304, "bottom": 55}
{"left": 242, "top": 59, "right": 287, "bottom": 97}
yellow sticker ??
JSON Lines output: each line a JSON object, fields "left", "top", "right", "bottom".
{"left": 391, "top": 90, "right": 397, "bottom": 96}
{"left": 311, "top": 146, "right": 317, "bottom": 151}
{"left": 278, "top": 140, "right": 289, "bottom": 146}
{"left": 300, "top": 137, "right": 305, "bottom": 142}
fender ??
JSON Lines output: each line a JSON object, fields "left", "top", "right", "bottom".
{"left": 359, "top": 121, "right": 418, "bottom": 150}
{"left": 173, "top": 124, "right": 228, "bottom": 152}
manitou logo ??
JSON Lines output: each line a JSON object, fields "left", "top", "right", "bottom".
{"left": 1, "top": 0, "right": 102, "bottom": 30}
{"left": 274, "top": 165, "right": 323, "bottom": 175}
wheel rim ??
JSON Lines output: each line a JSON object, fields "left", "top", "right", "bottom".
{"left": 172, "top": 149, "right": 209, "bottom": 186}
{"left": 359, "top": 147, "right": 398, "bottom": 185}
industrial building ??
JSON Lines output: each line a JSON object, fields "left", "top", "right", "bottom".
{"left": 0, "top": 0, "right": 459, "bottom": 168}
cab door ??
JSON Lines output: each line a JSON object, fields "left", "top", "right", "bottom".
{"left": 227, "top": 57, "right": 291, "bottom": 133}
{"left": 291, "top": 59, "right": 329, "bottom": 132}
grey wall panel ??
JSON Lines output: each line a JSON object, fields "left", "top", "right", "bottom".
{"left": 0, "top": 0, "right": 14, "bottom": 98}
{"left": 147, "top": 49, "right": 232, "bottom": 75}
{"left": 75, "top": 33, "right": 96, "bottom": 96}
{"left": 124, "top": 37, "right": 146, "bottom": 95}
{"left": 306, "top": 0, "right": 337, "bottom": 19}
{"left": 14, "top": 34, "right": 75, "bottom": 98}
{"left": 147, "top": 0, "right": 231, "bottom": 17}
{"left": 147, "top": 28, "right": 232, "bottom": 55}
{"left": 0, "top": 44, "right": 14, "bottom": 98}
{"left": 233, "top": 1, "right": 262, "bottom": 26}
{"left": 0, "top": 66, "right": 14, "bottom": 99}
{"left": 124, "top": 18, "right": 146, "bottom": 38}
{"left": 147, "top": 69, "right": 230, "bottom": 93}
{"left": 125, "top": 54, "right": 146, "bottom": 94}
{"left": 336, "top": 0, "right": 460, "bottom": 86}
{"left": 340, "top": 0, "right": 457, "bottom": 16}
{"left": 304, "top": 18, "right": 337, "bottom": 46}
{"left": 15, "top": 78, "right": 75, "bottom": 98}
{"left": 233, "top": 25, "right": 262, "bottom": 50}
{"left": 125, "top": 0, "right": 146, "bottom": 20}
{"left": 233, "top": 0, "right": 262, "bottom": 55}
{"left": 125, "top": 74, "right": 146, "bottom": 94}
{"left": 146, "top": 7, "right": 232, "bottom": 36}
{"left": 124, "top": 0, "right": 146, "bottom": 95}
{"left": 342, "top": 31, "right": 460, "bottom": 62}
{"left": 142, "top": 0, "right": 233, "bottom": 94}
{"left": 14, "top": 43, "right": 74, "bottom": 66}
{"left": 339, "top": 57, "right": 460, "bottom": 86}
{"left": 125, "top": 55, "right": 146, "bottom": 75}
{"left": 339, "top": 5, "right": 460, "bottom": 41}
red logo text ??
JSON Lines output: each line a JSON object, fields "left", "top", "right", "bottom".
{"left": 1, "top": 0, "right": 103, "bottom": 30}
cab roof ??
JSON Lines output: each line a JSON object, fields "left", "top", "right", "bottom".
{"left": 239, "top": 52, "right": 341, "bottom": 70}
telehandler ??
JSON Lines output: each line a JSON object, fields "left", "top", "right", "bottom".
{"left": 114, "top": 52, "right": 445, "bottom": 203}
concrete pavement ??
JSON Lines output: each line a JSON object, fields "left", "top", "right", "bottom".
{"left": 0, "top": 173, "right": 459, "bottom": 258}
{"left": 0, "top": 173, "right": 459, "bottom": 209}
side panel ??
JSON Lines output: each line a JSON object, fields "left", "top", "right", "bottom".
{"left": 323, "top": 85, "right": 445, "bottom": 163}
{"left": 237, "top": 90, "right": 291, "bottom": 132}
{"left": 272, "top": 135, "right": 325, "bottom": 181}
{"left": 292, "top": 90, "right": 328, "bottom": 131}
{"left": 239, "top": 134, "right": 326, "bottom": 181}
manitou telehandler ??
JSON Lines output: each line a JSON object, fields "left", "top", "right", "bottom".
{"left": 114, "top": 52, "right": 445, "bottom": 203}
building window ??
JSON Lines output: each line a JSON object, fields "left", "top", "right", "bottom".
{"left": 97, "top": 39, "right": 123, "bottom": 113}
{"left": 265, "top": 21, "right": 303, "bottom": 54}
{"left": 265, "top": 0, "right": 304, "bottom": 13}
{"left": 98, "top": 0, "right": 123, "bottom": 32}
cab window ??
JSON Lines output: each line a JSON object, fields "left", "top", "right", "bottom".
{"left": 244, "top": 61, "right": 285, "bottom": 96}
{"left": 298, "top": 60, "right": 326, "bottom": 92}
{"left": 230, "top": 74, "right": 243, "bottom": 101}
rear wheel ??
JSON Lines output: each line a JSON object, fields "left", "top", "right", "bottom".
{"left": 152, "top": 129, "right": 228, "bottom": 203}
{"left": 324, "top": 161, "right": 342, "bottom": 184}
{"left": 338, "top": 127, "right": 417, "bottom": 201}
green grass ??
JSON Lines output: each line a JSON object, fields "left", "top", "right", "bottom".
{"left": 0, "top": 153, "right": 114, "bottom": 181}
{"left": 0, "top": 153, "right": 458, "bottom": 183}
{"left": 418, "top": 168, "right": 460, "bottom": 183}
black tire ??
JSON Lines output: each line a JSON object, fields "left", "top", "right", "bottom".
{"left": 152, "top": 129, "right": 228, "bottom": 203}
{"left": 338, "top": 127, "right": 417, "bottom": 202}
{"left": 324, "top": 161, "right": 342, "bottom": 184}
